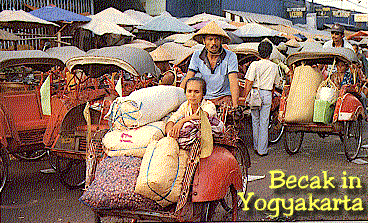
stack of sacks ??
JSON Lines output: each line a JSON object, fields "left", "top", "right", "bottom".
{"left": 102, "top": 86, "right": 187, "bottom": 157}
{"left": 135, "top": 137, "right": 188, "bottom": 207}
{"left": 285, "top": 64, "right": 323, "bottom": 123}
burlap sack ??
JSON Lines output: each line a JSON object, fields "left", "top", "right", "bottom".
{"left": 102, "top": 121, "right": 165, "bottom": 157}
{"left": 285, "top": 64, "right": 323, "bottom": 123}
{"left": 135, "top": 137, "right": 189, "bottom": 207}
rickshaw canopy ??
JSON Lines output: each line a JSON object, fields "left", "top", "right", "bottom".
{"left": 0, "top": 50, "right": 65, "bottom": 71}
{"left": 46, "top": 46, "right": 86, "bottom": 63}
{"left": 286, "top": 46, "right": 358, "bottom": 66}
{"left": 65, "top": 46, "right": 159, "bottom": 78}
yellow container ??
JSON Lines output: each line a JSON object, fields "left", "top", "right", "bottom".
{"left": 313, "top": 99, "right": 335, "bottom": 124}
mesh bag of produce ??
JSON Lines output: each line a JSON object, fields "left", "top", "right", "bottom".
{"left": 79, "top": 156, "right": 162, "bottom": 211}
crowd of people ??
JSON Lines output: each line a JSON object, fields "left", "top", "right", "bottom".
{"left": 161, "top": 21, "right": 368, "bottom": 158}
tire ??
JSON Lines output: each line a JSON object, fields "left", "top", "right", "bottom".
{"left": 343, "top": 118, "right": 363, "bottom": 162}
{"left": 268, "top": 110, "right": 284, "bottom": 144}
{"left": 0, "top": 147, "right": 9, "bottom": 193}
{"left": 284, "top": 131, "right": 304, "bottom": 155}
{"left": 12, "top": 149, "right": 47, "bottom": 161}
{"left": 48, "top": 151, "right": 86, "bottom": 189}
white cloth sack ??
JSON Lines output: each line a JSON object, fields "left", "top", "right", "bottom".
{"left": 102, "top": 121, "right": 165, "bottom": 157}
{"left": 105, "top": 86, "right": 187, "bottom": 129}
{"left": 135, "top": 137, "right": 188, "bottom": 207}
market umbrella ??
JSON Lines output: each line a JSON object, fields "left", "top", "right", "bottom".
{"left": 139, "top": 14, "right": 195, "bottom": 33}
{"left": 0, "top": 10, "right": 59, "bottom": 29}
{"left": 184, "top": 13, "right": 230, "bottom": 25}
{"left": 123, "top": 9, "right": 153, "bottom": 25}
{"left": 81, "top": 16, "right": 135, "bottom": 37}
{"left": 233, "top": 23, "right": 281, "bottom": 38}
{"left": 192, "top": 20, "right": 237, "bottom": 30}
{"left": 0, "top": 29, "right": 21, "bottom": 41}
{"left": 29, "top": 5, "right": 91, "bottom": 22}
{"left": 92, "top": 8, "right": 142, "bottom": 26}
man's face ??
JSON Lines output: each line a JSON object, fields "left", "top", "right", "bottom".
{"left": 331, "top": 31, "right": 344, "bottom": 43}
{"left": 203, "top": 35, "right": 222, "bottom": 54}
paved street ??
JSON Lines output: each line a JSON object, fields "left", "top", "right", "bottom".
{"left": 1, "top": 122, "right": 368, "bottom": 222}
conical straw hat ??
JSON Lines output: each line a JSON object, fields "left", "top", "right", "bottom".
{"left": 149, "top": 45, "right": 175, "bottom": 62}
{"left": 192, "top": 21, "right": 231, "bottom": 44}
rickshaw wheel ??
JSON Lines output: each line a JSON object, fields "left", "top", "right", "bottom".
{"left": 12, "top": 149, "right": 47, "bottom": 161}
{"left": 268, "top": 110, "right": 284, "bottom": 144}
{"left": 343, "top": 118, "right": 363, "bottom": 161}
{"left": 0, "top": 147, "right": 9, "bottom": 193}
{"left": 220, "top": 183, "right": 243, "bottom": 221}
{"left": 48, "top": 151, "right": 86, "bottom": 189}
{"left": 284, "top": 131, "right": 304, "bottom": 155}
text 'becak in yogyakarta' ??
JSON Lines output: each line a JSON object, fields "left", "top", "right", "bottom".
{"left": 238, "top": 170, "right": 364, "bottom": 217}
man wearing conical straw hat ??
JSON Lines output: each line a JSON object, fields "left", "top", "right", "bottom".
{"left": 180, "top": 21, "right": 239, "bottom": 108}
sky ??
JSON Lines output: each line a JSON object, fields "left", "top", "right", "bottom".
{"left": 307, "top": 0, "right": 368, "bottom": 13}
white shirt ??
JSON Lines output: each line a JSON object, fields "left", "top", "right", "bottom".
{"left": 323, "top": 39, "right": 354, "bottom": 51}
{"left": 245, "top": 59, "right": 281, "bottom": 91}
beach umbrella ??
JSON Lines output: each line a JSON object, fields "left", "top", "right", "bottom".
{"left": 29, "top": 5, "right": 91, "bottom": 22}
{"left": 93, "top": 8, "right": 142, "bottom": 26}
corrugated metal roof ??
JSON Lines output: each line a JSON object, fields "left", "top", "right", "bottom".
{"left": 224, "top": 10, "right": 292, "bottom": 26}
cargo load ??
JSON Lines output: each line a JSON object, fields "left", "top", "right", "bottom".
{"left": 135, "top": 137, "right": 188, "bottom": 207}
{"left": 102, "top": 121, "right": 166, "bottom": 157}
{"left": 105, "top": 86, "right": 187, "bottom": 129}
{"left": 285, "top": 65, "right": 323, "bottom": 123}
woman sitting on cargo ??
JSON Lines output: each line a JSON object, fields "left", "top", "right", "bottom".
{"left": 165, "top": 77, "right": 218, "bottom": 138}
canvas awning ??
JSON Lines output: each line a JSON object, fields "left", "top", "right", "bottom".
{"left": 0, "top": 10, "right": 59, "bottom": 28}
{"left": 29, "top": 5, "right": 91, "bottom": 22}
{"left": 92, "top": 8, "right": 142, "bottom": 26}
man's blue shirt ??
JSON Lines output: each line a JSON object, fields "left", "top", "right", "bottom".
{"left": 188, "top": 47, "right": 238, "bottom": 99}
